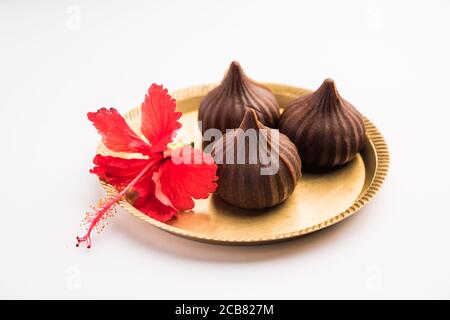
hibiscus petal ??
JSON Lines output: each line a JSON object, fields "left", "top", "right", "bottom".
{"left": 141, "top": 84, "right": 182, "bottom": 153}
{"left": 132, "top": 175, "right": 178, "bottom": 222}
{"left": 89, "top": 154, "right": 150, "bottom": 187}
{"left": 154, "top": 146, "right": 218, "bottom": 211}
{"left": 90, "top": 155, "right": 177, "bottom": 222}
{"left": 88, "top": 108, "right": 152, "bottom": 155}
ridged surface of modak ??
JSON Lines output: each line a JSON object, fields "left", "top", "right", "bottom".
{"left": 198, "top": 61, "right": 279, "bottom": 137}
{"left": 279, "top": 79, "right": 365, "bottom": 169}
{"left": 212, "top": 108, "right": 301, "bottom": 209}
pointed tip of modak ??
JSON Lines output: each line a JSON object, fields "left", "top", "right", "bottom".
{"left": 224, "top": 61, "right": 245, "bottom": 81}
{"left": 316, "top": 78, "right": 340, "bottom": 103}
{"left": 320, "top": 78, "right": 337, "bottom": 90}
{"left": 230, "top": 60, "right": 242, "bottom": 69}
{"left": 239, "top": 107, "right": 263, "bottom": 130}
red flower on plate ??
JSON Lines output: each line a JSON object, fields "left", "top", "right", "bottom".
{"left": 77, "top": 84, "right": 218, "bottom": 248}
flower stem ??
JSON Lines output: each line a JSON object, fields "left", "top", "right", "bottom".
{"left": 77, "top": 158, "right": 159, "bottom": 248}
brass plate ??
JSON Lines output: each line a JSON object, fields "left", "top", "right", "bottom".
{"left": 97, "top": 83, "right": 389, "bottom": 245}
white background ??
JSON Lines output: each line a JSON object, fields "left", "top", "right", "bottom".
{"left": 1, "top": 0, "right": 449, "bottom": 299}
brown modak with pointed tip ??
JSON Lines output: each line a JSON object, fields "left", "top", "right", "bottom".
{"left": 279, "top": 79, "right": 365, "bottom": 169}
{"left": 211, "top": 108, "right": 301, "bottom": 210}
{"left": 198, "top": 61, "right": 279, "bottom": 138}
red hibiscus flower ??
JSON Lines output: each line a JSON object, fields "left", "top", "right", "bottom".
{"left": 77, "top": 84, "right": 218, "bottom": 248}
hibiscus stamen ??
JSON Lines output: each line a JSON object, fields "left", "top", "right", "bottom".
{"left": 77, "top": 158, "right": 160, "bottom": 248}
{"left": 81, "top": 199, "right": 117, "bottom": 233}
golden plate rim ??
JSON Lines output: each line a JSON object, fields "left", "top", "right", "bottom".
{"left": 98, "top": 83, "right": 390, "bottom": 245}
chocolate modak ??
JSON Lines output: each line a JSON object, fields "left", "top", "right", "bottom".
{"left": 279, "top": 79, "right": 365, "bottom": 169}
{"left": 211, "top": 108, "right": 301, "bottom": 209}
{"left": 199, "top": 61, "right": 279, "bottom": 139}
